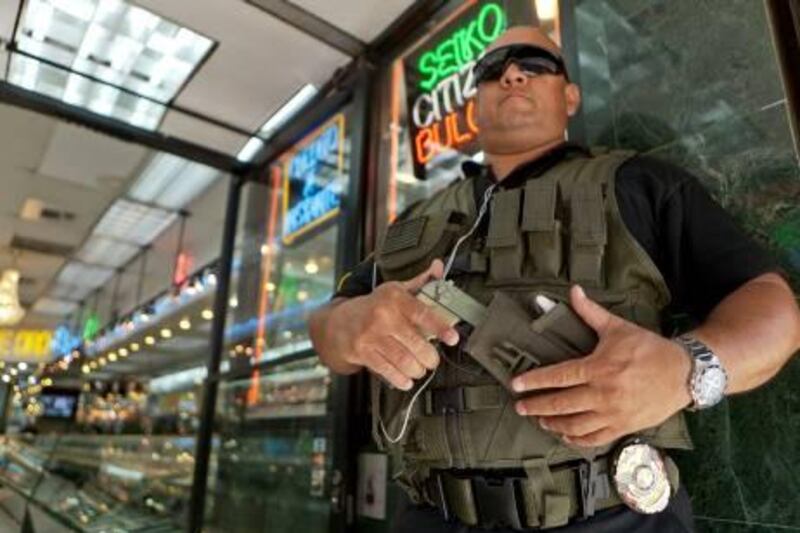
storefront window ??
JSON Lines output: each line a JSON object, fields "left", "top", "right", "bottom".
{"left": 204, "top": 106, "right": 354, "bottom": 532}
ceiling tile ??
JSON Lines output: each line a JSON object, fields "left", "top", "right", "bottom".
{"left": 137, "top": 0, "right": 350, "bottom": 132}
{"left": 159, "top": 110, "right": 248, "bottom": 155}
{"left": 32, "top": 297, "right": 79, "bottom": 316}
{"left": 0, "top": 104, "right": 59, "bottom": 172}
{"left": 290, "top": 0, "right": 415, "bottom": 42}
{"left": 0, "top": 1, "right": 17, "bottom": 41}
{"left": 38, "top": 122, "right": 148, "bottom": 189}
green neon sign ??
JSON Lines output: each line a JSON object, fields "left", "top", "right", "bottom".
{"left": 82, "top": 313, "right": 100, "bottom": 341}
{"left": 417, "top": 3, "right": 507, "bottom": 92}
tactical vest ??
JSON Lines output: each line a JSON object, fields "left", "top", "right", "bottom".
{"left": 373, "top": 150, "right": 692, "bottom": 513}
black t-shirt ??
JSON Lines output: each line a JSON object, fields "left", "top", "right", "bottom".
{"left": 334, "top": 143, "right": 777, "bottom": 322}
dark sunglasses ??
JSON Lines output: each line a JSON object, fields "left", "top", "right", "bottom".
{"left": 473, "top": 44, "right": 569, "bottom": 84}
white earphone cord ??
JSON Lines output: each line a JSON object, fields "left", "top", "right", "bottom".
{"left": 378, "top": 183, "right": 497, "bottom": 444}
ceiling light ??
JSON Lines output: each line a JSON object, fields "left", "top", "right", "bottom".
{"left": 160, "top": 328, "right": 172, "bottom": 339}
{"left": 179, "top": 318, "right": 191, "bottom": 330}
{"left": 42, "top": 378, "right": 53, "bottom": 387}
{"left": 130, "top": 342, "right": 139, "bottom": 351}
{"left": 76, "top": 235, "right": 140, "bottom": 268}
{"left": 144, "top": 336, "right": 155, "bottom": 345}
{"left": 108, "top": 352, "right": 118, "bottom": 362}
{"left": 304, "top": 260, "right": 319, "bottom": 275}
{"left": 98, "top": 357, "right": 107, "bottom": 366}
{"left": 82, "top": 364, "right": 91, "bottom": 374}
{"left": 257, "top": 84, "right": 318, "bottom": 140}
{"left": 229, "top": 296, "right": 238, "bottom": 309}
{"left": 201, "top": 309, "right": 213, "bottom": 320}
{"left": 19, "top": 198, "right": 45, "bottom": 220}
{"left": 0, "top": 270, "right": 25, "bottom": 326}
{"left": 236, "top": 138, "right": 264, "bottom": 163}
{"left": 236, "top": 84, "right": 318, "bottom": 162}
{"left": 119, "top": 348, "right": 129, "bottom": 357}
{"left": 266, "top": 282, "right": 276, "bottom": 292}
{"left": 9, "top": 0, "right": 214, "bottom": 130}
{"left": 129, "top": 154, "right": 220, "bottom": 210}
{"left": 17, "top": 362, "right": 28, "bottom": 371}
{"left": 57, "top": 261, "right": 115, "bottom": 288}
{"left": 90, "top": 361, "right": 98, "bottom": 369}
{"left": 94, "top": 199, "right": 177, "bottom": 246}
{"left": 10, "top": 369, "right": 18, "bottom": 376}
{"left": 1, "top": 375, "right": 9, "bottom": 383}
{"left": 297, "top": 290, "right": 308, "bottom": 302}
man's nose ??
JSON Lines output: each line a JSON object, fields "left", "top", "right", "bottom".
{"left": 500, "top": 62, "right": 528, "bottom": 89}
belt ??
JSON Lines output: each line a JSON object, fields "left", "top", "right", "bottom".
{"left": 424, "top": 456, "right": 624, "bottom": 530}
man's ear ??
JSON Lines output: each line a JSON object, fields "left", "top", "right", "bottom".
{"left": 565, "top": 83, "right": 581, "bottom": 117}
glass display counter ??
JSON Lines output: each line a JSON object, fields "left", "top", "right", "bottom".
{"left": 0, "top": 433, "right": 202, "bottom": 532}
{"left": 205, "top": 358, "right": 332, "bottom": 533}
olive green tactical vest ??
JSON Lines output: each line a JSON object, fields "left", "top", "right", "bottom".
{"left": 373, "top": 150, "right": 693, "bottom": 502}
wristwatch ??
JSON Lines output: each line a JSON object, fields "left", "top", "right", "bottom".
{"left": 674, "top": 334, "right": 728, "bottom": 410}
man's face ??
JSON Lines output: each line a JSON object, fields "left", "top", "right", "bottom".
{"left": 475, "top": 27, "right": 580, "bottom": 155}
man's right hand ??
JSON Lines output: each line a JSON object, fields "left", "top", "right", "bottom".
{"left": 309, "top": 260, "right": 460, "bottom": 390}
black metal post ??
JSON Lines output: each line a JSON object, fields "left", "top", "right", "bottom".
{"left": 136, "top": 247, "right": 149, "bottom": 305}
{"left": 326, "top": 62, "right": 373, "bottom": 533}
{"left": 187, "top": 174, "right": 243, "bottom": 532}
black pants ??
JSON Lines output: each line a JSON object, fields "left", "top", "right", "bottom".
{"left": 391, "top": 486, "right": 696, "bottom": 533}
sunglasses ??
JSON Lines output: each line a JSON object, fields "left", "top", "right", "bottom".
{"left": 473, "top": 44, "right": 569, "bottom": 84}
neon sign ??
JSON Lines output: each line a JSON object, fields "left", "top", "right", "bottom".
{"left": 405, "top": 2, "right": 507, "bottom": 174}
{"left": 0, "top": 328, "right": 54, "bottom": 362}
{"left": 51, "top": 325, "right": 82, "bottom": 358}
{"left": 281, "top": 113, "right": 346, "bottom": 245}
{"left": 82, "top": 313, "right": 100, "bottom": 341}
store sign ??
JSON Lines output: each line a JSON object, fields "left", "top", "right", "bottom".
{"left": 281, "top": 113, "right": 346, "bottom": 244}
{"left": 0, "top": 328, "right": 54, "bottom": 362}
{"left": 83, "top": 313, "right": 100, "bottom": 341}
{"left": 173, "top": 252, "right": 193, "bottom": 286}
{"left": 51, "top": 325, "right": 82, "bottom": 358}
{"left": 405, "top": 2, "right": 507, "bottom": 177}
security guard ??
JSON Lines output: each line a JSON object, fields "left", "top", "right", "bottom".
{"left": 309, "top": 26, "right": 800, "bottom": 532}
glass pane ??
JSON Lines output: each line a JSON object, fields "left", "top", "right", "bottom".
{"left": 572, "top": 1, "right": 800, "bottom": 530}
{"left": 204, "top": 107, "right": 354, "bottom": 532}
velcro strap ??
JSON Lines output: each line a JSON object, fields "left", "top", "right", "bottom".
{"left": 522, "top": 177, "right": 557, "bottom": 232}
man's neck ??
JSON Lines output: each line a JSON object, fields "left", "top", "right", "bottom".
{"left": 486, "top": 138, "right": 566, "bottom": 181}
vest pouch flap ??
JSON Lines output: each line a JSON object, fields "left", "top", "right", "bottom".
{"left": 486, "top": 189, "right": 524, "bottom": 282}
{"left": 466, "top": 292, "right": 580, "bottom": 391}
{"left": 530, "top": 303, "right": 598, "bottom": 356}
{"left": 522, "top": 178, "right": 563, "bottom": 279}
{"left": 377, "top": 209, "right": 467, "bottom": 281}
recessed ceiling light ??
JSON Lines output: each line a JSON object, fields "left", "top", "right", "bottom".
{"left": 9, "top": 0, "right": 215, "bottom": 130}
{"left": 237, "top": 84, "right": 318, "bottom": 162}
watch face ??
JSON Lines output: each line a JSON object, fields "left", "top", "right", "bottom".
{"left": 693, "top": 365, "right": 727, "bottom": 408}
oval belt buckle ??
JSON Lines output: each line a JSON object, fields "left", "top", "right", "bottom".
{"left": 612, "top": 439, "right": 672, "bottom": 514}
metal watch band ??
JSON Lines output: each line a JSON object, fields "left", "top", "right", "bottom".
{"left": 675, "top": 334, "right": 728, "bottom": 410}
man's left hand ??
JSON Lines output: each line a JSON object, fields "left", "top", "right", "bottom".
{"left": 511, "top": 285, "right": 693, "bottom": 448}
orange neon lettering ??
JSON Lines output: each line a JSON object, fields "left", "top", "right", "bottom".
{"left": 415, "top": 128, "right": 436, "bottom": 164}
{"left": 446, "top": 112, "right": 472, "bottom": 146}
{"left": 466, "top": 99, "right": 479, "bottom": 134}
